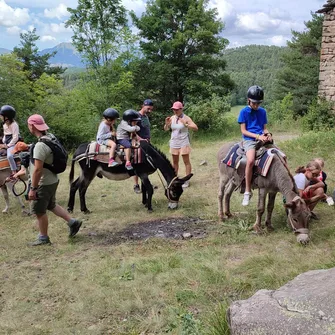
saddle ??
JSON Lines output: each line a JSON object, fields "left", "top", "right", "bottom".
{"left": 222, "top": 141, "right": 286, "bottom": 193}
{"left": 76, "top": 141, "right": 143, "bottom": 165}
{"left": 0, "top": 155, "right": 21, "bottom": 171}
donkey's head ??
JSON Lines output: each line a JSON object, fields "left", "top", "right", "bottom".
{"left": 285, "top": 196, "right": 311, "bottom": 244}
{"left": 166, "top": 174, "right": 193, "bottom": 209}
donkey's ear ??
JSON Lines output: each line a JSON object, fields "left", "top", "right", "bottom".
{"left": 178, "top": 173, "right": 193, "bottom": 183}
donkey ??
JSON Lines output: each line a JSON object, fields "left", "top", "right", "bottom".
{"left": 0, "top": 167, "right": 26, "bottom": 214}
{"left": 67, "top": 141, "right": 192, "bottom": 213}
{"left": 217, "top": 142, "right": 311, "bottom": 244}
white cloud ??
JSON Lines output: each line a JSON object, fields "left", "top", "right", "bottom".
{"left": 41, "top": 35, "right": 56, "bottom": 42}
{"left": 0, "top": 0, "right": 30, "bottom": 27}
{"left": 122, "top": 0, "right": 145, "bottom": 14}
{"left": 6, "top": 0, "right": 78, "bottom": 9}
{"left": 209, "top": 0, "right": 233, "bottom": 20}
{"left": 6, "top": 25, "right": 21, "bottom": 35}
{"left": 49, "top": 22, "right": 71, "bottom": 33}
{"left": 268, "top": 35, "right": 288, "bottom": 46}
{"left": 44, "top": 4, "right": 69, "bottom": 19}
{"left": 235, "top": 12, "right": 282, "bottom": 32}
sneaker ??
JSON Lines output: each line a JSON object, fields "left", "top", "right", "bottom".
{"left": 68, "top": 219, "right": 82, "bottom": 237}
{"left": 326, "top": 196, "right": 334, "bottom": 206}
{"left": 108, "top": 159, "right": 119, "bottom": 167}
{"left": 125, "top": 161, "right": 133, "bottom": 170}
{"left": 242, "top": 192, "right": 252, "bottom": 206}
{"left": 182, "top": 181, "right": 190, "bottom": 188}
{"left": 134, "top": 184, "right": 141, "bottom": 194}
{"left": 29, "top": 236, "right": 51, "bottom": 246}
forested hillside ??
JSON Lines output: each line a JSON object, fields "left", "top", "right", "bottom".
{"left": 223, "top": 45, "right": 287, "bottom": 105}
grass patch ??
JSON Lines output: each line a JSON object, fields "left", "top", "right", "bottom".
{"left": 1, "top": 130, "right": 335, "bottom": 333}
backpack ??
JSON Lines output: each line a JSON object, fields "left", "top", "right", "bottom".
{"left": 30, "top": 135, "right": 68, "bottom": 174}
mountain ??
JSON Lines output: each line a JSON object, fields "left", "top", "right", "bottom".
{"left": 0, "top": 48, "right": 11, "bottom": 54}
{"left": 39, "top": 42, "right": 85, "bottom": 68}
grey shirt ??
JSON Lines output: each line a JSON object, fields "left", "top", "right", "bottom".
{"left": 96, "top": 121, "right": 113, "bottom": 144}
{"left": 116, "top": 120, "right": 140, "bottom": 140}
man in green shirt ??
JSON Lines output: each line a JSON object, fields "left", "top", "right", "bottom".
{"left": 27, "top": 114, "right": 82, "bottom": 246}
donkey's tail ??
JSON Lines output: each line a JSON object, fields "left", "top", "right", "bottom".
{"left": 69, "top": 159, "right": 76, "bottom": 184}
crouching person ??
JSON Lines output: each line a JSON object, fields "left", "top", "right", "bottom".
{"left": 27, "top": 114, "right": 82, "bottom": 246}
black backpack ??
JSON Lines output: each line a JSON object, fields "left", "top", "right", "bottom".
{"left": 30, "top": 135, "right": 68, "bottom": 174}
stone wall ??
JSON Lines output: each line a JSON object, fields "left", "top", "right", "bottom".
{"left": 319, "top": 8, "right": 335, "bottom": 101}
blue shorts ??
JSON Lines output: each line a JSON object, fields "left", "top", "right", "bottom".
{"left": 117, "top": 139, "right": 131, "bottom": 148}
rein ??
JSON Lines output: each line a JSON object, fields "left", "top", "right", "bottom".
{"left": 142, "top": 148, "right": 179, "bottom": 203}
{"left": 287, "top": 195, "right": 309, "bottom": 235}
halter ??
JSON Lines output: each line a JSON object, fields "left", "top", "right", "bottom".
{"left": 287, "top": 196, "right": 309, "bottom": 235}
{"left": 143, "top": 150, "right": 179, "bottom": 203}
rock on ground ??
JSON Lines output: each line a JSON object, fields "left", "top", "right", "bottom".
{"left": 228, "top": 267, "right": 335, "bottom": 335}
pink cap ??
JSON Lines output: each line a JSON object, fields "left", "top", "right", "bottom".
{"left": 171, "top": 101, "right": 183, "bottom": 110}
{"left": 27, "top": 114, "right": 49, "bottom": 131}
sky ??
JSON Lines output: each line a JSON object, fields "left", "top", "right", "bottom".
{"left": 0, "top": 0, "right": 327, "bottom": 51}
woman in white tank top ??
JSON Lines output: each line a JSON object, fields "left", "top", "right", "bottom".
{"left": 164, "top": 101, "right": 198, "bottom": 188}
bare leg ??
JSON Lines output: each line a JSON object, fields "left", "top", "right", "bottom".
{"left": 107, "top": 140, "right": 117, "bottom": 159}
{"left": 172, "top": 155, "right": 179, "bottom": 175}
{"left": 182, "top": 154, "right": 192, "bottom": 176}
{"left": 125, "top": 148, "right": 131, "bottom": 162}
{"left": 36, "top": 213, "right": 49, "bottom": 236}
{"left": 245, "top": 149, "right": 255, "bottom": 193}
{"left": 51, "top": 204, "right": 71, "bottom": 222}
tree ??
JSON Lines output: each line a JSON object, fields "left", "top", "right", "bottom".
{"left": 65, "top": 0, "right": 128, "bottom": 69}
{"left": 130, "top": 0, "right": 234, "bottom": 108}
{"left": 13, "top": 29, "right": 65, "bottom": 81}
{"left": 274, "top": 13, "right": 323, "bottom": 116}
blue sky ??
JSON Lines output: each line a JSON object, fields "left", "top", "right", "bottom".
{"left": 0, "top": 0, "right": 326, "bottom": 50}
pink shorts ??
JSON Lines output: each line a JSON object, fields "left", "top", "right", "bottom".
{"left": 302, "top": 189, "right": 313, "bottom": 199}
{"left": 170, "top": 146, "right": 191, "bottom": 155}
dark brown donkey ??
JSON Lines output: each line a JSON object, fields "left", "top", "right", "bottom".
{"left": 217, "top": 142, "right": 311, "bottom": 244}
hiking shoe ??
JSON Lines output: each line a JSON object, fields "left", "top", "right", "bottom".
{"left": 326, "top": 196, "right": 334, "bottom": 206}
{"left": 310, "top": 211, "right": 319, "bottom": 220}
{"left": 134, "top": 184, "right": 141, "bottom": 194}
{"left": 182, "top": 181, "right": 190, "bottom": 188}
{"left": 242, "top": 192, "right": 252, "bottom": 206}
{"left": 125, "top": 161, "right": 133, "bottom": 170}
{"left": 108, "top": 159, "right": 119, "bottom": 167}
{"left": 68, "top": 219, "right": 82, "bottom": 237}
{"left": 29, "top": 236, "right": 51, "bottom": 246}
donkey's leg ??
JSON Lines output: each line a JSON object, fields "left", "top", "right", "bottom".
{"left": 79, "top": 177, "right": 94, "bottom": 214}
{"left": 223, "top": 179, "right": 235, "bottom": 218}
{"left": 253, "top": 188, "right": 266, "bottom": 234}
{"left": 218, "top": 177, "right": 226, "bottom": 220}
{"left": 7, "top": 183, "right": 26, "bottom": 214}
{"left": 1, "top": 185, "right": 10, "bottom": 213}
{"left": 265, "top": 192, "right": 277, "bottom": 232}
{"left": 141, "top": 180, "right": 147, "bottom": 206}
{"left": 140, "top": 176, "right": 153, "bottom": 212}
{"left": 67, "top": 177, "right": 80, "bottom": 213}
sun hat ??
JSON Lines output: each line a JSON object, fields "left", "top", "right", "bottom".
{"left": 27, "top": 114, "right": 49, "bottom": 131}
{"left": 171, "top": 101, "right": 183, "bottom": 110}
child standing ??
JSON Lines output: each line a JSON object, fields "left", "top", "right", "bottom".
{"left": 0, "top": 105, "right": 20, "bottom": 177}
{"left": 116, "top": 109, "right": 141, "bottom": 170}
{"left": 237, "top": 86, "right": 272, "bottom": 206}
{"left": 96, "top": 108, "right": 120, "bottom": 167}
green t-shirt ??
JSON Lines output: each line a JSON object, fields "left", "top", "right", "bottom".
{"left": 29, "top": 134, "right": 59, "bottom": 186}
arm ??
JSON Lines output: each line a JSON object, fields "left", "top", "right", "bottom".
{"left": 240, "top": 124, "right": 268, "bottom": 142}
{"left": 13, "top": 166, "right": 26, "bottom": 179}
{"left": 180, "top": 116, "right": 198, "bottom": 131}
{"left": 29, "top": 159, "right": 43, "bottom": 200}
{"left": 7, "top": 122, "right": 20, "bottom": 148}
{"left": 164, "top": 116, "right": 172, "bottom": 131}
{"left": 121, "top": 123, "right": 140, "bottom": 133}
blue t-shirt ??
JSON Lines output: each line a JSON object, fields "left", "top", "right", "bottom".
{"left": 237, "top": 106, "right": 268, "bottom": 141}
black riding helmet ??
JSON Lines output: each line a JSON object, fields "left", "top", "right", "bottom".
{"left": 19, "top": 151, "right": 30, "bottom": 168}
{"left": 103, "top": 108, "right": 119, "bottom": 120}
{"left": 123, "top": 109, "right": 141, "bottom": 122}
{"left": 0, "top": 105, "right": 16, "bottom": 121}
{"left": 247, "top": 85, "right": 264, "bottom": 103}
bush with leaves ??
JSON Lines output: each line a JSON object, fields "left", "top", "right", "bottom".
{"left": 302, "top": 98, "right": 335, "bottom": 131}
{"left": 186, "top": 94, "right": 231, "bottom": 133}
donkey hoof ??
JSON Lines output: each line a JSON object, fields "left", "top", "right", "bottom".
{"left": 266, "top": 225, "right": 275, "bottom": 232}
{"left": 252, "top": 224, "right": 264, "bottom": 235}
{"left": 83, "top": 210, "right": 91, "bottom": 215}
{"left": 67, "top": 208, "right": 73, "bottom": 214}
{"left": 147, "top": 208, "right": 153, "bottom": 213}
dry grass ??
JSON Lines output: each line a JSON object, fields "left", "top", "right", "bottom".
{"left": 1, "top": 130, "right": 335, "bottom": 334}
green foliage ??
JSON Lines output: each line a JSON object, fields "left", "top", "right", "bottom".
{"left": 13, "top": 28, "right": 65, "bottom": 80}
{"left": 224, "top": 45, "right": 287, "bottom": 105}
{"left": 274, "top": 13, "right": 323, "bottom": 116}
{"left": 206, "top": 302, "right": 230, "bottom": 335}
{"left": 301, "top": 98, "right": 335, "bottom": 131}
{"left": 66, "top": 0, "right": 128, "bottom": 68}
{"left": 269, "top": 93, "right": 294, "bottom": 123}
{"left": 186, "top": 94, "right": 231, "bottom": 132}
{"left": 131, "top": 0, "right": 234, "bottom": 109}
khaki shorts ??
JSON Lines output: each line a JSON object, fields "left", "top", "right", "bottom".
{"left": 31, "top": 181, "right": 59, "bottom": 215}
{"left": 242, "top": 140, "right": 257, "bottom": 152}
{"left": 170, "top": 146, "right": 191, "bottom": 155}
